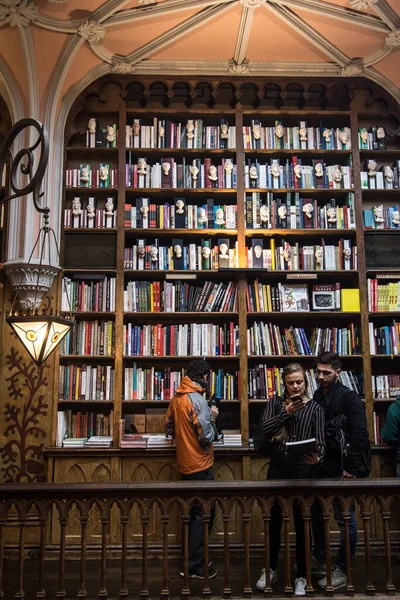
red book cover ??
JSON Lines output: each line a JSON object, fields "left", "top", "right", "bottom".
{"left": 204, "top": 158, "right": 212, "bottom": 188}
{"left": 292, "top": 156, "right": 299, "bottom": 189}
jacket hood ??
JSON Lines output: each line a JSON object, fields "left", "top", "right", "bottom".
{"left": 176, "top": 375, "right": 204, "bottom": 395}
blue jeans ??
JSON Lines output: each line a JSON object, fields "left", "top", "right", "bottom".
{"left": 312, "top": 499, "right": 357, "bottom": 571}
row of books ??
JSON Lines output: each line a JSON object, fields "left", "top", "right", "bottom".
{"left": 57, "top": 410, "right": 113, "bottom": 446}
{"left": 127, "top": 117, "right": 235, "bottom": 149}
{"left": 58, "top": 364, "right": 114, "bottom": 401}
{"left": 247, "top": 322, "right": 361, "bottom": 356}
{"left": 123, "top": 322, "right": 239, "bottom": 357}
{"left": 86, "top": 122, "right": 118, "bottom": 148}
{"left": 372, "top": 374, "right": 400, "bottom": 398}
{"left": 363, "top": 205, "right": 400, "bottom": 229}
{"left": 124, "top": 239, "right": 238, "bottom": 271}
{"left": 358, "top": 126, "right": 387, "bottom": 151}
{"left": 125, "top": 158, "right": 237, "bottom": 189}
{"left": 360, "top": 161, "right": 400, "bottom": 190}
{"left": 246, "top": 281, "right": 359, "bottom": 313}
{"left": 65, "top": 165, "right": 118, "bottom": 188}
{"left": 245, "top": 192, "right": 356, "bottom": 230}
{"left": 246, "top": 238, "right": 357, "bottom": 271}
{"left": 369, "top": 321, "right": 400, "bottom": 355}
{"left": 243, "top": 122, "right": 351, "bottom": 151}
{"left": 373, "top": 411, "right": 386, "bottom": 445}
{"left": 123, "top": 280, "right": 238, "bottom": 313}
{"left": 248, "top": 365, "right": 363, "bottom": 399}
{"left": 244, "top": 159, "right": 353, "bottom": 190}
{"left": 368, "top": 279, "right": 400, "bottom": 312}
{"left": 61, "top": 320, "right": 115, "bottom": 357}
{"left": 62, "top": 276, "right": 116, "bottom": 312}
{"left": 124, "top": 365, "right": 239, "bottom": 401}
{"left": 124, "top": 198, "right": 237, "bottom": 229}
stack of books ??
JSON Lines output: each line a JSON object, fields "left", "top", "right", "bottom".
{"left": 214, "top": 430, "right": 242, "bottom": 447}
{"left": 120, "top": 434, "right": 147, "bottom": 449}
{"left": 85, "top": 436, "right": 113, "bottom": 448}
{"left": 145, "top": 434, "right": 175, "bottom": 448}
{"left": 62, "top": 438, "right": 87, "bottom": 448}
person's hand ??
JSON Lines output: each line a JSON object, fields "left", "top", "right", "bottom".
{"left": 303, "top": 453, "right": 320, "bottom": 465}
{"left": 210, "top": 406, "right": 219, "bottom": 421}
{"left": 285, "top": 398, "right": 304, "bottom": 416}
{"left": 342, "top": 470, "right": 356, "bottom": 478}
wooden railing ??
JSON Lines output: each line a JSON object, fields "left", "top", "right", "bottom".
{"left": 1, "top": 479, "right": 399, "bottom": 599}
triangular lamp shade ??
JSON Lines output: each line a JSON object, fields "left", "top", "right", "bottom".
{"left": 7, "top": 314, "right": 72, "bottom": 367}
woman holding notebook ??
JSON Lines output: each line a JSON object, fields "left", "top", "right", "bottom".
{"left": 255, "top": 363, "right": 325, "bottom": 597}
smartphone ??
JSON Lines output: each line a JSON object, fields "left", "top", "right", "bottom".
{"left": 290, "top": 395, "right": 303, "bottom": 404}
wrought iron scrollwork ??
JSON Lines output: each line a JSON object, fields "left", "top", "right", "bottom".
{"left": 0, "top": 117, "right": 49, "bottom": 215}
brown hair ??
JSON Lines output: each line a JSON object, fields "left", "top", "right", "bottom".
{"left": 273, "top": 363, "right": 308, "bottom": 446}
{"left": 281, "top": 362, "right": 308, "bottom": 402}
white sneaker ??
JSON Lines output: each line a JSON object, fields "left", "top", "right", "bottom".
{"left": 293, "top": 556, "right": 326, "bottom": 576}
{"left": 318, "top": 566, "right": 347, "bottom": 590}
{"left": 256, "top": 568, "right": 278, "bottom": 590}
{"left": 294, "top": 577, "right": 307, "bottom": 596}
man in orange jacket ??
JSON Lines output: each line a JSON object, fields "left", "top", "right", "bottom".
{"left": 165, "top": 360, "right": 219, "bottom": 579}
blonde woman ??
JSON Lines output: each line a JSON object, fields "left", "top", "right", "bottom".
{"left": 255, "top": 363, "right": 325, "bottom": 596}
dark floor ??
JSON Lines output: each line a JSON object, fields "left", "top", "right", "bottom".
{"left": 3, "top": 555, "right": 400, "bottom": 599}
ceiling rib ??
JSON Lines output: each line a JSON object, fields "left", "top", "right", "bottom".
{"left": 264, "top": 2, "right": 350, "bottom": 66}
{"left": 108, "top": 0, "right": 233, "bottom": 26}
{"left": 126, "top": 3, "right": 235, "bottom": 65}
{"left": 271, "top": 0, "right": 389, "bottom": 32}
{"left": 373, "top": 0, "right": 400, "bottom": 30}
{"left": 234, "top": 6, "right": 255, "bottom": 65}
{"left": 91, "top": 0, "right": 132, "bottom": 22}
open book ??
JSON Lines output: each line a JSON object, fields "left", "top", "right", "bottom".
{"left": 285, "top": 438, "right": 320, "bottom": 457}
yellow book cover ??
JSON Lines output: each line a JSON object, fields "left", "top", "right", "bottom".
{"left": 341, "top": 289, "right": 360, "bottom": 312}
{"left": 270, "top": 238, "right": 276, "bottom": 270}
{"left": 150, "top": 282, "right": 155, "bottom": 312}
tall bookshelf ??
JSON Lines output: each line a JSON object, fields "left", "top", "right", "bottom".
{"left": 51, "top": 77, "right": 400, "bottom": 482}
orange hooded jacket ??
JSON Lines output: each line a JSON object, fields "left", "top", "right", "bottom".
{"left": 165, "top": 376, "right": 217, "bottom": 475}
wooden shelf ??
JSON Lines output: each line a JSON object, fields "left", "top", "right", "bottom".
{"left": 245, "top": 228, "right": 356, "bottom": 236}
{"left": 248, "top": 354, "right": 362, "bottom": 359}
{"left": 60, "top": 355, "right": 115, "bottom": 360}
{"left": 247, "top": 311, "right": 361, "bottom": 318}
{"left": 126, "top": 147, "right": 235, "bottom": 154}
{"left": 71, "top": 312, "right": 116, "bottom": 318}
{"left": 66, "top": 187, "right": 118, "bottom": 193}
{"left": 364, "top": 230, "right": 400, "bottom": 234}
{"left": 125, "top": 228, "right": 238, "bottom": 236}
{"left": 123, "top": 311, "right": 238, "bottom": 318}
{"left": 362, "top": 189, "right": 400, "bottom": 193}
{"left": 126, "top": 187, "right": 236, "bottom": 194}
{"left": 66, "top": 147, "right": 118, "bottom": 152}
{"left": 58, "top": 400, "right": 114, "bottom": 404}
{"left": 244, "top": 149, "right": 351, "bottom": 155}
{"left": 245, "top": 188, "right": 354, "bottom": 193}
{"left": 123, "top": 355, "right": 239, "bottom": 360}
{"left": 64, "top": 228, "right": 117, "bottom": 234}
{"left": 369, "top": 312, "right": 400, "bottom": 317}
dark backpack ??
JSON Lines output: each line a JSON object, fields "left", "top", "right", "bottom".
{"left": 253, "top": 404, "right": 275, "bottom": 457}
{"left": 325, "top": 393, "right": 371, "bottom": 478}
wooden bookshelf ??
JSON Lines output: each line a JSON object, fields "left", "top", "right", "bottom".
{"left": 53, "top": 76, "right": 400, "bottom": 469}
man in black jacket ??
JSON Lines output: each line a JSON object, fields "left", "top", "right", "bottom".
{"left": 309, "top": 351, "right": 369, "bottom": 591}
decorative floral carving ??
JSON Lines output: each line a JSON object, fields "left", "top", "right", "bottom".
{"left": 110, "top": 60, "right": 136, "bottom": 74}
{"left": 0, "top": 0, "right": 38, "bottom": 27}
{"left": 77, "top": 20, "right": 105, "bottom": 44}
{"left": 341, "top": 62, "right": 364, "bottom": 76}
{"left": 386, "top": 30, "right": 400, "bottom": 48}
{"left": 227, "top": 61, "right": 250, "bottom": 75}
{"left": 138, "top": 0, "right": 156, "bottom": 4}
{"left": 349, "top": 0, "right": 377, "bottom": 9}
{"left": 0, "top": 348, "right": 49, "bottom": 483}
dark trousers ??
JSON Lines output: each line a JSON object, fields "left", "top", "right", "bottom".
{"left": 270, "top": 500, "right": 308, "bottom": 578}
{"left": 181, "top": 467, "right": 215, "bottom": 572}
{"left": 311, "top": 499, "right": 357, "bottom": 571}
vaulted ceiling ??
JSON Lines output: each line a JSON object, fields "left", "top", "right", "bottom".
{"left": 0, "top": 0, "right": 399, "bottom": 122}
